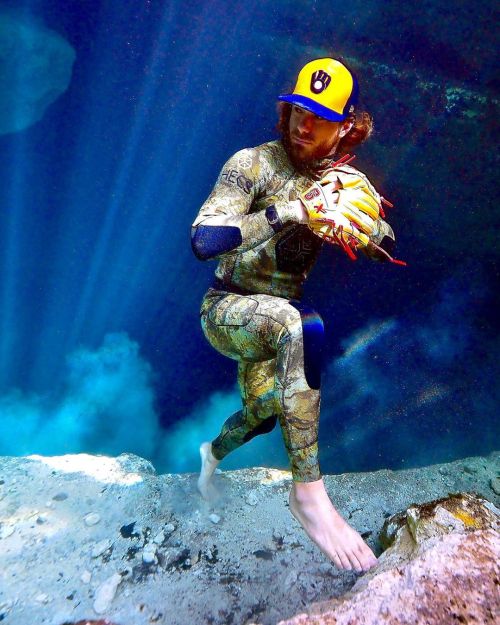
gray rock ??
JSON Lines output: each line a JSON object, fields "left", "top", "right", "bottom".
{"left": 0, "top": 525, "right": 14, "bottom": 539}
{"left": 92, "top": 538, "right": 113, "bottom": 558}
{"left": 490, "top": 476, "right": 500, "bottom": 495}
{"left": 246, "top": 490, "right": 260, "bottom": 506}
{"left": 93, "top": 572, "right": 122, "bottom": 614}
{"left": 35, "top": 593, "right": 50, "bottom": 604}
{"left": 80, "top": 570, "right": 92, "bottom": 584}
{"left": 153, "top": 530, "right": 165, "bottom": 544}
{"left": 142, "top": 546, "right": 157, "bottom": 563}
{"left": 84, "top": 512, "right": 101, "bottom": 526}
{"left": 116, "top": 453, "right": 156, "bottom": 476}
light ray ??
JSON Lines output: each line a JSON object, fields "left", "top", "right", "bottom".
{"left": 87, "top": 4, "right": 248, "bottom": 334}
{"left": 0, "top": 20, "right": 28, "bottom": 388}
{"left": 65, "top": 1, "right": 176, "bottom": 349}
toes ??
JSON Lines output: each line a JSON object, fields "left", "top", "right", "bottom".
{"left": 349, "top": 549, "right": 365, "bottom": 572}
{"left": 336, "top": 549, "right": 353, "bottom": 571}
{"left": 331, "top": 552, "right": 344, "bottom": 570}
{"left": 360, "top": 551, "right": 377, "bottom": 571}
{"left": 354, "top": 537, "right": 377, "bottom": 570}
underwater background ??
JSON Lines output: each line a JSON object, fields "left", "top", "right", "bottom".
{"left": 0, "top": 0, "right": 498, "bottom": 476}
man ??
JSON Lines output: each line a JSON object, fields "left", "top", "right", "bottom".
{"left": 191, "top": 58, "right": 399, "bottom": 573}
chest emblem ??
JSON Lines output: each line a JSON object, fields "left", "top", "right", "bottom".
{"left": 275, "top": 225, "right": 322, "bottom": 274}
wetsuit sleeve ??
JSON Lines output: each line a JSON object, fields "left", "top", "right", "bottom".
{"left": 191, "top": 148, "right": 285, "bottom": 260}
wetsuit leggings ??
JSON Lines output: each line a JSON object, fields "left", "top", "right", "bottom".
{"left": 200, "top": 288, "right": 324, "bottom": 482}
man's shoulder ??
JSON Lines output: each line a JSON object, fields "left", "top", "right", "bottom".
{"left": 254, "top": 140, "right": 293, "bottom": 175}
{"left": 255, "top": 139, "right": 289, "bottom": 164}
{"left": 227, "top": 140, "right": 285, "bottom": 163}
{"left": 225, "top": 140, "right": 292, "bottom": 181}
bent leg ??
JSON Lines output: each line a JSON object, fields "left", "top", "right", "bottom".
{"left": 199, "top": 291, "right": 377, "bottom": 570}
{"left": 201, "top": 292, "right": 323, "bottom": 480}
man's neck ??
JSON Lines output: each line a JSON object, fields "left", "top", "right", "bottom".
{"left": 280, "top": 138, "right": 341, "bottom": 179}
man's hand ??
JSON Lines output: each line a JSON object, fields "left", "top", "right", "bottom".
{"left": 299, "top": 169, "right": 382, "bottom": 256}
{"left": 276, "top": 199, "right": 309, "bottom": 225}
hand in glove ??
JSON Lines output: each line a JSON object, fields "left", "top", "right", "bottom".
{"left": 300, "top": 164, "right": 406, "bottom": 265}
{"left": 300, "top": 169, "right": 381, "bottom": 258}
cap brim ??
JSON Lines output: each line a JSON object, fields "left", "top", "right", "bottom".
{"left": 278, "top": 94, "right": 347, "bottom": 121}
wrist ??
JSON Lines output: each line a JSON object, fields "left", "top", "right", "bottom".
{"left": 277, "top": 200, "right": 308, "bottom": 225}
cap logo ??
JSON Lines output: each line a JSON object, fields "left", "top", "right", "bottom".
{"left": 310, "top": 70, "right": 331, "bottom": 94}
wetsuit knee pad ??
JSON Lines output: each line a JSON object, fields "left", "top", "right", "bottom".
{"left": 288, "top": 301, "right": 324, "bottom": 390}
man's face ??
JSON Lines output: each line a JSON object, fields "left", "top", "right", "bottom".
{"left": 288, "top": 104, "right": 346, "bottom": 161}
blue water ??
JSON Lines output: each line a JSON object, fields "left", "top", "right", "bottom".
{"left": 0, "top": 0, "right": 498, "bottom": 475}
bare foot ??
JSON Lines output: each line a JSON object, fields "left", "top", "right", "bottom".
{"left": 289, "top": 478, "right": 378, "bottom": 572}
{"left": 197, "top": 442, "right": 220, "bottom": 501}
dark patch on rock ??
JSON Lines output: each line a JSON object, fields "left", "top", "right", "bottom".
{"left": 219, "top": 572, "right": 243, "bottom": 585}
{"left": 52, "top": 493, "right": 68, "bottom": 501}
{"left": 141, "top": 526, "right": 151, "bottom": 545}
{"left": 204, "top": 545, "right": 219, "bottom": 564}
{"left": 216, "top": 608, "right": 235, "bottom": 625}
{"left": 125, "top": 545, "right": 140, "bottom": 560}
{"left": 131, "top": 561, "right": 157, "bottom": 582}
{"left": 101, "top": 546, "right": 114, "bottom": 564}
{"left": 246, "top": 600, "right": 267, "bottom": 621}
{"left": 167, "top": 548, "right": 192, "bottom": 571}
{"left": 120, "top": 522, "right": 140, "bottom": 539}
{"left": 253, "top": 549, "right": 274, "bottom": 560}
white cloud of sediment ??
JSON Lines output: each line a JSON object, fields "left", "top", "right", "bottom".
{"left": 0, "top": 10, "right": 75, "bottom": 134}
{"left": 0, "top": 333, "right": 158, "bottom": 460}
{"left": 0, "top": 265, "right": 496, "bottom": 476}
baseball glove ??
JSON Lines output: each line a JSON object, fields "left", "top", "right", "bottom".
{"left": 300, "top": 167, "right": 383, "bottom": 259}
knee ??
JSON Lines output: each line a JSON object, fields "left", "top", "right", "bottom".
{"left": 287, "top": 301, "right": 325, "bottom": 390}
{"left": 243, "top": 414, "right": 278, "bottom": 442}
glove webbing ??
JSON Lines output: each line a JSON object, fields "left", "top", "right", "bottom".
{"left": 328, "top": 154, "right": 405, "bottom": 265}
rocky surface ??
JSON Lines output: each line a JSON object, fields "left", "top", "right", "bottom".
{"left": 277, "top": 493, "right": 499, "bottom": 625}
{"left": 0, "top": 451, "right": 499, "bottom": 625}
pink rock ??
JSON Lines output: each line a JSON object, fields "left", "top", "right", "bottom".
{"left": 277, "top": 493, "right": 499, "bottom": 625}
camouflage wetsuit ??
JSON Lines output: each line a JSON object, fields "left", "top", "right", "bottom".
{"left": 191, "top": 140, "right": 393, "bottom": 482}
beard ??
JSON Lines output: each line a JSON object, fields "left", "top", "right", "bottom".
{"left": 281, "top": 130, "right": 338, "bottom": 177}
{"left": 277, "top": 103, "right": 341, "bottom": 177}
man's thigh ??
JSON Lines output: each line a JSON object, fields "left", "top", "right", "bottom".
{"left": 201, "top": 292, "right": 300, "bottom": 362}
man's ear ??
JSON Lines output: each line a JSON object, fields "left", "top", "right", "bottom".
{"left": 339, "top": 119, "right": 354, "bottom": 138}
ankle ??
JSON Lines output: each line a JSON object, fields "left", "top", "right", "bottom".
{"left": 291, "top": 478, "right": 326, "bottom": 502}
{"left": 208, "top": 445, "right": 219, "bottom": 465}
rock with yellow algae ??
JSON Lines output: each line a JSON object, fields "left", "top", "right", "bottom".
{"left": 274, "top": 493, "right": 500, "bottom": 625}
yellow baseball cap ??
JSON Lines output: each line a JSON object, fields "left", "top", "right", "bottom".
{"left": 278, "top": 58, "right": 359, "bottom": 121}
